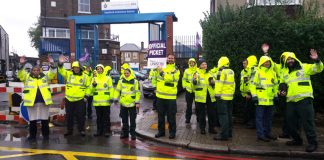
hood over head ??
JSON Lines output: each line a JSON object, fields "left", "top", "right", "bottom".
{"left": 217, "top": 56, "right": 230, "bottom": 68}
{"left": 247, "top": 55, "right": 258, "bottom": 68}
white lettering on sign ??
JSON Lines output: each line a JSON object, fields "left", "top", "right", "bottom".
{"left": 148, "top": 42, "right": 166, "bottom": 49}
{"left": 149, "top": 50, "right": 164, "bottom": 56}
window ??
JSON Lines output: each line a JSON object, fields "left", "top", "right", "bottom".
{"left": 144, "top": 54, "right": 148, "bottom": 61}
{"left": 56, "top": 29, "right": 67, "bottom": 38}
{"left": 48, "top": 29, "right": 55, "bottom": 37}
{"left": 248, "top": 0, "right": 302, "bottom": 6}
{"left": 78, "top": 0, "right": 90, "bottom": 13}
{"left": 124, "top": 52, "right": 131, "bottom": 62}
{"left": 112, "top": 55, "right": 117, "bottom": 70}
{"left": 44, "top": 28, "right": 70, "bottom": 38}
{"left": 81, "top": 30, "right": 94, "bottom": 39}
{"left": 51, "top": 1, "right": 56, "bottom": 7}
{"left": 133, "top": 52, "right": 138, "bottom": 59}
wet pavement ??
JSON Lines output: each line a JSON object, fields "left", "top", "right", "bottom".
{"left": 0, "top": 122, "right": 312, "bottom": 160}
{"left": 0, "top": 87, "right": 323, "bottom": 159}
{"left": 137, "top": 93, "right": 324, "bottom": 159}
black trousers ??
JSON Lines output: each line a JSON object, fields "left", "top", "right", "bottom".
{"left": 185, "top": 91, "right": 195, "bottom": 121}
{"left": 287, "top": 98, "right": 317, "bottom": 145}
{"left": 95, "top": 106, "right": 110, "bottom": 134}
{"left": 195, "top": 93, "right": 217, "bottom": 131}
{"left": 87, "top": 96, "right": 93, "bottom": 118}
{"left": 65, "top": 98, "right": 86, "bottom": 133}
{"left": 217, "top": 100, "right": 233, "bottom": 138}
{"left": 156, "top": 98, "right": 177, "bottom": 135}
{"left": 279, "top": 96, "right": 289, "bottom": 135}
{"left": 29, "top": 120, "right": 49, "bottom": 138}
{"left": 244, "top": 97, "right": 255, "bottom": 126}
{"left": 120, "top": 106, "right": 137, "bottom": 136}
{"left": 153, "top": 93, "right": 157, "bottom": 110}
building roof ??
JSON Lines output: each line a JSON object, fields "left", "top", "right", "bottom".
{"left": 120, "top": 43, "right": 141, "bottom": 52}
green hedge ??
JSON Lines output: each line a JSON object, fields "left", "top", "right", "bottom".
{"left": 201, "top": 1, "right": 324, "bottom": 112}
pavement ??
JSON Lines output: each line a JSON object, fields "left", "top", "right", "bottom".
{"left": 136, "top": 93, "right": 324, "bottom": 159}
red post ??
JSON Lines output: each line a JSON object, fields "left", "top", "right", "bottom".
{"left": 69, "top": 20, "right": 76, "bottom": 62}
{"left": 166, "top": 16, "right": 173, "bottom": 55}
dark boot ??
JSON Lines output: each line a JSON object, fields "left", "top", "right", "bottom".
{"left": 120, "top": 132, "right": 129, "bottom": 139}
{"left": 41, "top": 120, "right": 49, "bottom": 140}
{"left": 28, "top": 120, "right": 37, "bottom": 141}
{"left": 306, "top": 144, "right": 317, "bottom": 153}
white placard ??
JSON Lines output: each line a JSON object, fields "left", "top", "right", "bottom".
{"left": 147, "top": 58, "right": 166, "bottom": 68}
{"left": 63, "top": 63, "right": 71, "bottom": 70}
{"left": 101, "top": 0, "right": 138, "bottom": 11}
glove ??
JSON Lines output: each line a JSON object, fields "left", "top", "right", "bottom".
{"left": 215, "top": 96, "right": 221, "bottom": 101}
{"left": 192, "top": 78, "right": 198, "bottom": 85}
{"left": 252, "top": 96, "right": 258, "bottom": 106}
{"left": 209, "top": 77, "right": 215, "bottom": 86}
{"left": 58, "top": 62, "right": 64, "bottom": 67}
{"left": 274, "top": 97, "right": 279, "bottom": 106}
{"left": 279, "top": 83, "right": 288, "bottom": 93}
{"left": 113, "top": 100, "right": 118, "bottom": 104}
{"left": 159, "top": 71, "right": 164, "bottom": 77}
{"left": 109, "top": 99, "right": 114, "bottom": 104}
{"left": 92, "top": 83, "right": 97, "bottom": 87}
{"left": 84, "top": 95, "right": 89, "bottom": 102}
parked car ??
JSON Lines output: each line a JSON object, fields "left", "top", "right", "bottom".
{"left": 109, "top": 69, "right": 120, "bottom": 85}
{"left": 139, "top": 68, "right": 151, "bottom": 77}
{"left": 142, "top": 79, "right": 156, "bottom": 98}
{"left": 134, "top": 71, "right": 147, "bottom": 81}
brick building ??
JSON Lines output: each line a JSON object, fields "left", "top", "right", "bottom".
{"left": 0, "top": 25, "right": 9, "bottom": 71}
{"left": 40, "top": 0, "right": 120, "bottom": 70}
{"left": 120, "top": 42, "right": 148, "bottom": 71}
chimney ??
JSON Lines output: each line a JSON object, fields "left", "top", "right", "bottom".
{"left": 141, "top": 41, "right": 144, "bottom": 50}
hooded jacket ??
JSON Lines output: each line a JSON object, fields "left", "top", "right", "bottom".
{"left": 182, "top": 58, "right": 197, "bottom": 93}
{"left": 250, "top": 56, "right": 278, "bottom": 106}
{"left": 114, "top": 65, "right": 140, "bottom": 107}
{"left": 91, "top": 64, "right": 114, "bottom": 107}
{"left": 281, "top": 52, "right": 323, "bottom": 102}
{"left": 240, "top": 55, "right": 258, "bottom": 97}
{"left": 83, "top": 66, "right": 93, "bottom": 96}
{"left": 192, "top": 68, "right": 216, "bottom": 103}
{"left": 215, "top": 57, "right": 236, "bottom": 100}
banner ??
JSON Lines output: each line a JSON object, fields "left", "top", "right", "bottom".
{"left": 147, "top": 40, "right": 167, "bottom": 68}
{"left": 148, "top": 41, "right": 167, "bottom": 58}
{"left": 101, "top": 0, "right": 139, "bottom": 14}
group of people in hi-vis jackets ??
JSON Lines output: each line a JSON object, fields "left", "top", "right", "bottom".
{"left": 240, "top": 44, "right": 323, "bottom": 152}
{"left": 17, "top": 43, "right": 322, "bottom": 152}
{"left": 167, "top": 43, "right": 322, "bottom": 153}
{"left": 18, "top": 54, "right": 141, "bottom": 142}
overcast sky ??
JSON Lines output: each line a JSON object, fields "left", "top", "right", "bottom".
{"left": 0, "top": 0, "right": 209, "bottom": 57}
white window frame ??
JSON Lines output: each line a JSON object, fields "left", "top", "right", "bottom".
{"left": 143, "top": 53, "right": 148, "bottom": 61}
{"left": 81, "top": 30, "right": 94, "bottom": 39}
{"left": 112, "top": 55, "right": 117, "bottom": 70}
{"left": 43, "top": 27, "right": 70, "bottom": 38}
{"left": 133, "top": 52, "right": 138, "bottom": 59}
{"left": 78, "top": 0, "right": 91, "bottom": 14}
{"left": 124, "top": 52, "right": 131, "bottom": 62}
{"left": 247, "top": 0, "right": 302, "bottom": 6}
